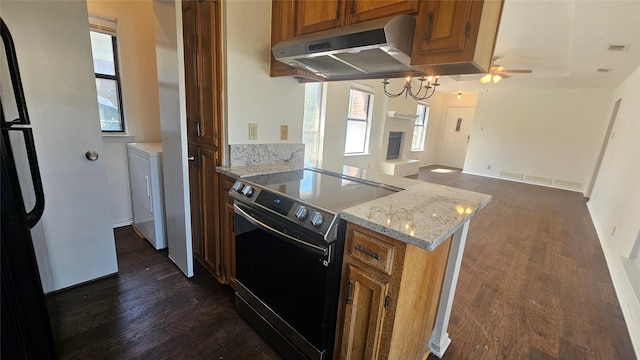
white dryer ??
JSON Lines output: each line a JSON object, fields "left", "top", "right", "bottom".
{"left": 127, "top": 143, "right": 166, "bottom": 250}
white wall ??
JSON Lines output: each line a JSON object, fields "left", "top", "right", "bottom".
{"left": 152, "top": 0, "right": 194, "bottom": 276}
{"left": 224, "top": 0, "right": 304, "bottom": 148}
{"left": 463, "top": 88, "right": 613, "bottom": 193}
{"left": 407, "top": 92, "right": 476, "bottom": 166}
{"left": 103, "top": 137, "right": 135, "bottom": 227}
{"left": 587, "top": 65, "right": 640, "bottom": 356}
{"left": 321, "top": 78, "right": 448, "bottom": 170}
{"left": 87, "top": 0, "right": 162, "bottom": 227}
{"left": 88, "top": 0, "right": 162, "bottom": 143}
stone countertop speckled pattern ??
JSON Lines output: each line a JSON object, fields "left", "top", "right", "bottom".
{"left": 217, "top": 162, "right": 301, "bottom": 179}
{"left": 217, "top": 162, "right": 491, "bottom": 251}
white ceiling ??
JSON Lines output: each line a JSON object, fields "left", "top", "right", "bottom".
{"left": 437, "top": 0, "right": 640, "bottom": 93}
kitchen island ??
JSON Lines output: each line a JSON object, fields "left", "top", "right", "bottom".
{"left": 218, "top": 162, "right": 491, "bottom": 358}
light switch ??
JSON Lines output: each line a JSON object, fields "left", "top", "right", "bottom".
{"left": 280, "top": 125, "right": 288, "bottom": 140}
{"left": 249, "top": 123, "right": 257, "bottom": 140}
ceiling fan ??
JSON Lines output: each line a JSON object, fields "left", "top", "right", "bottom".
{"left": 480, "top": 58, "right": 532, "bottom": 84}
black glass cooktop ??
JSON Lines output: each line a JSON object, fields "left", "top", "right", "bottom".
{"left": 244, "top": 168, "right": 398, "bottom": 212}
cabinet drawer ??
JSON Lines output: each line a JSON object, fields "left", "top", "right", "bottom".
{"left": 350, "top": 229, "right": 395, "bottom": 275}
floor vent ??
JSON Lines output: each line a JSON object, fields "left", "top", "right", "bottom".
{"left": 608, "top": 44, "right": 629, "bottom": 52}
{"left": 524, "top": 174, "right": 553, "bottom": 185}
{"left": 553, "top": 178, "right": 584, "bottom": 191}
{"left": 499, "top": 171, "right": 524, "bottom": 181}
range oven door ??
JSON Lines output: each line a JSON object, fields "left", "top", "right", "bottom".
{"left": 233, "top": 201, "right": 341, "bottom": 360}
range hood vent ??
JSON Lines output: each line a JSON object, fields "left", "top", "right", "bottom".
{"left": 272, "top": 15, "right": 425, "bottom": 81}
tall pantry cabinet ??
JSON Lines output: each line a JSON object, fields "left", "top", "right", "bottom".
{"left": 181, "top": 0, "right": 225, "bottom": 282}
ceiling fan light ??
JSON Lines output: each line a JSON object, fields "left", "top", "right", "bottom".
{"left": 493, "top": 74, "right": 503, "bottom": 83}
{"left": 480, "top": 74, "right": 492, "bottom": 84}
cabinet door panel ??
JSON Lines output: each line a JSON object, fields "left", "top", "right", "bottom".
{"left": 414, "top": 0, "right": 473, "bottom": 54}
{"left": 188, "top": 144, "right": 203, "bottom": 262}
{"left": 182, "top": 1, "right": 200, "bottom": 145}
{"left": 295, "top": 0, "right": 343, "bottom": 36}
{"left": 197, "top": 0, "right": 220, "bottom": 147}
{"left": 200, "top": 147, "right": 222, "bottom": 279}
{"left": 349, "top": 0, "right": 420, "bottom": 24}
{"left": 340, "top": 264, "right": 388, "bottom": 360}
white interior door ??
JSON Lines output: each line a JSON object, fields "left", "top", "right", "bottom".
{"left": 153, "top": 0, "right": 193, "bottom": 277}
{"left": 438, "top": 107, "right": 476, "bottom": 169}
{"left": 2, "top": 1, "right": 118, "bottom": 292}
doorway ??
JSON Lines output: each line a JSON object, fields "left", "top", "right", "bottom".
{"left": 438, "top": 107, "right": 476, "bottom": 169}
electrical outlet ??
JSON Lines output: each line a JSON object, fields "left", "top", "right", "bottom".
{"left": 612, "top": 226, "right": 617, "bottom": 236}
{"left": 487, "top": 165, "right": 492, "bottom": 170}
{"left": 280, "top": 125, "right": 288, "bottom": 140}
{"left": 249, "top": 123, "right": 257, "bottom": 140}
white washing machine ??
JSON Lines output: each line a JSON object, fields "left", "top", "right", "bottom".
{"left": 127, "top": 143, "right": 166, "bottom": 250}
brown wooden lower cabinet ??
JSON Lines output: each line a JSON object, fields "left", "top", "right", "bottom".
{"left": 188, "top": 145, "right": 222, "bottom": 281}
{"left": 334, "top": 223, "right": 452, "bottom": 360}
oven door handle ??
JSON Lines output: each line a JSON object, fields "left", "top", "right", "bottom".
{"left": 234, "top": 203, "right": 329, "bottom": 257}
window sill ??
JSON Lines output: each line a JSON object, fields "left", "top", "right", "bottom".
{"left": 102, "top": 134, "right": 134, "bottom": 143}
{"left": 410, "top": 149, "right": 425, "bottom": 153}
{"left": 344, "top": 152, "right": 371, "bottom": 157}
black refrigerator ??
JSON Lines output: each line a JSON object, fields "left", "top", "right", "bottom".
{"left": 1, "top": 17, "right": 57, "bottom": 359}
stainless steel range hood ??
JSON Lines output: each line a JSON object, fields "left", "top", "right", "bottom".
{"left": 272, "top": 15, "right": 425, "bottom": 81}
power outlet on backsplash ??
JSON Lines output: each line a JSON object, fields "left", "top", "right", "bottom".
{"left": 280, "top": 125, "right": 288, "bottom": 140}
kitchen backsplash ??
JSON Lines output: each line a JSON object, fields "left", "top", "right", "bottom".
{"left": 229, "top": 143, "right": 305, "bottom": 167}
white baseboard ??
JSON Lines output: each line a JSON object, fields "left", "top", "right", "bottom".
{"left": 461, "top": 169, "right": 586, "bottom": 195}
{"left": 112, "top": 219, "right": 133, "bottom": 229}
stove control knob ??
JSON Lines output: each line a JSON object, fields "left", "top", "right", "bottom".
{"left": 310, "top": 212, "right": 324, "bottom": 227}
{"left": 241, "top": 185, "right": 254, "bottom": 198}
{"left": 294, "top": 206, "right": 309, "bottom": 220}
{"left": 232, "top": 181, "right": 244, "bottom": 193}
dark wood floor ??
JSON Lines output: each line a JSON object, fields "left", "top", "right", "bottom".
{"left": 47, "top": 167, "right": 635, "bottom": 359}
{"left": 46, "top": 227, "right": 280, "bottom": 360}
{"left": 414, "top": 166, "right": 635, "bottom": 360}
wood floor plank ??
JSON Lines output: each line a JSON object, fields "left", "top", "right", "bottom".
{"left": 47, "top": 227, "right": 280, "bottom": 360}
{"left": 416, "top": 166, "right": 635, "bottom": 360}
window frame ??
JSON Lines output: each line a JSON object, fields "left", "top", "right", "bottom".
{"left": 344, "top": 86, "right": 374, "bottom": 155}
{"left": 302, "top": 82, "right": 326, "bottom": 162}
{"left": 89, "top": 14, "right": 125, "bottom": 133}
{"left": 411, "top": 103, "right": 429, "bottom": 151}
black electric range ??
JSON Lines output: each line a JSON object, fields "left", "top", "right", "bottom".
{"left": 230, "top": 167, "right": 399, "bottom": 360}
{"left": 231, "top": 167, "right": 400, "bottom": 242}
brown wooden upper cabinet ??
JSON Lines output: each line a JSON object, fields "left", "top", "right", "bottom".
{"left": 271, "top": 0, "right": 503, "bottom": 78}
{"left": 183, "top": 0, "right": 221, "bottom": 148}
{"left": 295, "top": 0, "right": 420, "bottom": 36}
{"left": 411, "top": 0, "right": 504, "bottom": 75}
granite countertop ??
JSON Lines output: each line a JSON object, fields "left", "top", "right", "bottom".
{"left": 217, "top": 162, "right": 491, "bottom": 252}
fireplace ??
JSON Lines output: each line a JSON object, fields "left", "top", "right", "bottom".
{"left": 386, "top": 131, "right": 403, "bottom": 160}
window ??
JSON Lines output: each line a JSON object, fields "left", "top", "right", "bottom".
{"left": 302, "top": 82, "right": 325, "bottom": 162}
{"left": 89, "top": 15, "right": 124, "bottom": 132}
{"left": 411, "top": 103, "right": 430, "bottom": 151}
{"left": 345, "top": 87, "right": 373, "bottom": 154}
